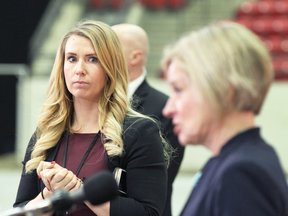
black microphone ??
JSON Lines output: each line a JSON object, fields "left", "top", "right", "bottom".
{"left": 1, "top": 170, "right": 119, "bottom": 216}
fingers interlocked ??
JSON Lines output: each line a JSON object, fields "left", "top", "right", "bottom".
{"left": 37, "top": 161, "right": 81, "bottom": 193}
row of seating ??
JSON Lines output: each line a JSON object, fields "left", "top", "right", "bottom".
{"left": 89, "top": 0, "right": 124, "bottom": 9}
{"left": 237, "top": 1, "right": 288, "bottom": 18}
{"left": 140, "top": 0, "right": 185, "bottom": 9}
{"left": 261, "top": 36, "right": 288, "bottom": 53}
{"left": 89, "top": 0, "right": 186, "bottom": 9}
{"left": 235, "top": 0, "right": 288, "bottom": 80}
{"left": 237, "top": 17, "right": 288, "bottom": 36}
{"left": 272, "top": 56, "right": 288, "bottom": 79}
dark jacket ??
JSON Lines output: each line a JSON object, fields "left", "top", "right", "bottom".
{"left": 14, "top": 116, "right": 167, "bottom": 216}
{"left": 181, "top": 128, "right": 288, "bottom": 216}
{"left": 133, "top": 79, "right": 185, "bottom": 216}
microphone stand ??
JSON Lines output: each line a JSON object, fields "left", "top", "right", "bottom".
{"left": 1, "top": 170, "right": 118, "bottom": 216}
{"left": 1, "top": 190, "right": 75, "bottom": 216}
{"left": 0, "top": 199, "right": 52, "bottom": 216}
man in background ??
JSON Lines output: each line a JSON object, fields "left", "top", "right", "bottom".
{"left": 112, "top": 23, "right": 185, "bottom": 216}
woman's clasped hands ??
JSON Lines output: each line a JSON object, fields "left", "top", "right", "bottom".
{"left": 37, "top": 161, "right": 82, "bottom": 199}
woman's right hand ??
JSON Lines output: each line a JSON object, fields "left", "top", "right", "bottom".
{"left": 37, "top": 161, "right": 81, "bottom": 193}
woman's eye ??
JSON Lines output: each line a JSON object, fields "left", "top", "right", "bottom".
{"left": 68, "top": 56, "right": 76, "bottom": 62}
{"left": 89, "top": 57, "right": 98, "bottom": 63}
{"left": 174, "top": 87, "right": 182, "bottom": 94}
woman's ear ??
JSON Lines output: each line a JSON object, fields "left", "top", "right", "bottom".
{"left": 226, "top": 83, "right": 236, "bottom": 110}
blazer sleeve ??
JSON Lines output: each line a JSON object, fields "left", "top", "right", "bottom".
{"left": 215, "top": 161, "right": 288, "bottom": 216}
{"left": 110, "top": 117, "right": 168, "bottom": 216}
{"left": 13, "top": 131, "right": 42, "bottom": 208}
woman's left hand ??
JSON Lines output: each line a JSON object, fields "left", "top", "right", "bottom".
{"left": 37, "top": 161, "right": 82, "bottom": 192}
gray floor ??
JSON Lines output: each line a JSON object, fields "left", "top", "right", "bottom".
{"left": 0, "top": 153, "right": 194, "bottom": 216}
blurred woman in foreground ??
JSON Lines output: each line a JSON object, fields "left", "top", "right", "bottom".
{"left": 161, "top": 21, "right": 288, "bottom": 216}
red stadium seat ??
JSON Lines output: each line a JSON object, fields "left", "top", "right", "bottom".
{"left": 89, "top": 0, "right": 124, "bottom": 9}
{"left": 273, "top": 56, "right": 288, "bottom": 79}
{"left": 142, "top": 0, "right": 166, "bottom": 8}
{"left": 274, "top": 1, "right": 288, "bottom": 16}
{"left": 261, "top": 36, "right": 276, "bottom": 52}
{"left": 139, "top": 0, "right": 148, "bottom": 6}
{"left": 257, "top": 1, "right": 275, "bottom": 16}
{"left": 89, "top": 0, "right": 104, "bottom": 8}
{"left": 237, "top": 2, "right": 258, "bottom": 18}
{"left": 109, "top": 0, "right": 124, "bottom": 8}
{"left": 271, "top": 18, "right": 288, "bottom": 35}
{"left": 262, "top": 36, "right": 288, "bottom": 54}
{"left": 262, "top": 0, "right": 288, "bottom": 1}
{"left": 280, "top": 38, "right": 288, "bottom": 53}
{"left": 236, "top": 17, "right": 254, "bottom": 29}
{"left": 167, "top": 0, "right": 185, "bottom": 9}
{"left": 268, "top": 36, "right": 282, "bottom": 53}
{"left": 251, "top": 19, "right": 273, "bottom": 36}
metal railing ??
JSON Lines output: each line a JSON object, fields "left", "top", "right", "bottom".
{"left": 28, "top": 0, "right": 66, "bottom": 63}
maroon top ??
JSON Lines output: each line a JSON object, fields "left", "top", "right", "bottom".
{"left": 55, "top": 132, "right": 106, "bottom": 215}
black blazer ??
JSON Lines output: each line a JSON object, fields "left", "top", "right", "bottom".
{"left": 14, "top": 116, "right": 167, "bottom": 216}
{"left": 133, "top": 79, "right": 185, "bottom": 216}
{"left": 181, "top": 128, "right": 288, "bottom": 216}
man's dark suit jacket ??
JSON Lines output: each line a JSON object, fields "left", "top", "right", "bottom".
{"left": 181, "top": 128, "right": 288, "bottom": 216}
{"left": 133, "top": 79, "right": 185, "bottom": 216}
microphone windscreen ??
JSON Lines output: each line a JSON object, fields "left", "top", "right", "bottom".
{"left": 83, "top": 170, "right": 119, "bottom": 205}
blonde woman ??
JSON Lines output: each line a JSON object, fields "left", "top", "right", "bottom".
{"left": 14, "top": 20, "right": 169, "bottom": 216}
{"left": 161, "top": 21, "right": 288, "bottom": 215}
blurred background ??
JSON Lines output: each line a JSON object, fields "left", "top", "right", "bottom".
{"left": 0, "top": 0, "right": 288, "bottom": 215}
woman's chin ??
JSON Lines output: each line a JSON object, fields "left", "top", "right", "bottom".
{"left": 178, "top": 136, "right": 192, "bottom": 146}
{"left": 179, "top": 134, "right": 199, "bottom": 146}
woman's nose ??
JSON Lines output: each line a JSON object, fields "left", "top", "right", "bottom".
{"left": 162, "top": 97, "right": 175, "bottom": 118}
{"left": 75, "top": 60, "right": 86, "bottom": 75}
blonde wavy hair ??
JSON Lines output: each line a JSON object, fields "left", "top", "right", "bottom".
{"left": 26, "top": 20, "right": 150, "bottom": 172}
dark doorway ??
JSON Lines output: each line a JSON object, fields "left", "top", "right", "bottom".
{"left": 0, "top": 75, "right": 17, "bottom": 154}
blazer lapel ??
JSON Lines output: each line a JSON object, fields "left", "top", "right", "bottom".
{"left": 181, "top": 157, "right": 221, "bottom": 215}
{"left": 132, "top": 79, "right": 150, "bottom": 112}
{"left": 181, "top": 132, "right": 252, "bottom": 215}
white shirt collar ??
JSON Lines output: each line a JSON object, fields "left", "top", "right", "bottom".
{"left": 128, "top": 67, "right": 147, "bottom": 100}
